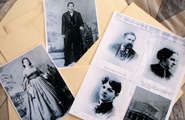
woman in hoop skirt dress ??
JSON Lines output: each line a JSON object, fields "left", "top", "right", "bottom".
{"left": 22, "top": 57, "right": 66, "bottom": 120}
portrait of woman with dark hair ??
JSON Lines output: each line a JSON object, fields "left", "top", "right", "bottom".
{"left": 150, "top": 48, "right": 178, "bottom": 79}
{"left": 88, "top": 76, "right": 122, "bottom": 119}
{"left": 22, "top": 57, "right": 66, "bottom": 120}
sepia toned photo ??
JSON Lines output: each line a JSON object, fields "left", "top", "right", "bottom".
{"left": 0, "top": 45, "right": 74, "bottom": 120}
{"left": 124, "top": 87, "right": 171, "bottom": 120}
{"left": 44, "top": 0, "right": 99, "bottom": 68}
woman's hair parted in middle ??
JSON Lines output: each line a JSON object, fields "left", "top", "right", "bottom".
{"left": 22, "top": 57, "right": 32, "bottom": 68}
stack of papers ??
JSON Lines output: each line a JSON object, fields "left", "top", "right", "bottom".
{"left": 0, "top": 0, "right": 184, "bottom": 120}
{"left": 70, "top": 12, "right": 185, "bottom": 120}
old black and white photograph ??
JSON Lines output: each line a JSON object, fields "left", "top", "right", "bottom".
{"left": 85, "top": 75, "right": 122, "bottom": 120}
{"left": 44, "top": 0, "right": 99, "bottom": 68}
{"left": 70, "top": 66, "right": 134, "bottom": 120}
{"left": 105, "top": 28, "right": 149, "bottom": 71}
{"left": 94, "top": 13, "right": 150, "bottom": 71}
{"left": 143, "top": 35, "right": 185, "bottom": 88}
{"left": 69, "top": 12, "right": 185, "bottom": 120}
{"left": 0, "top": 45, "right": 74, "bottom": 120}
{"left": 124, "top": 87, "right": 171, "bottom": 120}
{"left": 150, "top": 47, "right": 178, "bottom": 80}
{"left": 109, "top": 32, "right": 138, "bottom": 62}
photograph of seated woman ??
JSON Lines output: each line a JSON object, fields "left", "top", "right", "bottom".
{"left": 92, "top": 76, "right": 122, "bottom": 119}
{"left": 22, "top": 57, "right": 66, "bottom": 120}
{"left": 150, "top": 48, "right": 178, "bottom": 79}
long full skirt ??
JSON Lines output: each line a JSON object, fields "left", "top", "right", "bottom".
{"left": 26, "top": 76, "right": 65, "bottom": 120}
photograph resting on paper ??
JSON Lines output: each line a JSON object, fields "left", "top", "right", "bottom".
{"left": 0, "top": 45, "right": 74, "bottom": 120}
{"left": 69, "top": 12, "right": 185, "bottom": 120}
{"left": 124, "top": 87, "right": 171, "bottom": 120}
{"left": 44, "top": 0, "right": 99, "bottom": 68}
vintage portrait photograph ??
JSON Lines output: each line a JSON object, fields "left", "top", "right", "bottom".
{"left": 124, "top": 86, "right": 171, "bottom": 120}
{"left": 70, "top": 67, "right": 134, "bottom": 120}
{"left": 44, "top": 0, "right": 99, "bottom": 68}
{"left": 96, "top": 13, "right": 150, "bottom": 71}
{"left": 143, "top": 36, "right": 185, "bottom": 88}
{"left": 85, "top": 75, "right": 123, "bottom": 120}
{"left": 0, "top": 45, "right": 74, "bottom": 120}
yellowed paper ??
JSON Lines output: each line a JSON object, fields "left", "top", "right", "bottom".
{"left": 0, "top": 0, "right": 42, "bottom": 37}
{"left": 0, "top": 25, "right": 43, "bottom": 61}
{"left": 1, "top": 1, "right": 183, "bottom": 120}
{"left": 4, "top": 5, "right": 43, "bottom": 33}
{"left": 1, "top": 0, "right": 42, "bottom": 26}
{"left": 95, "top": 0, "right": 128, "bottom": 35}
{"left": 60, "top": 66, "right": 89, "bottom": 96}
{"left": 0, "top": 23, "right": 6, "bottom": 37}
{"left": 109, "top": 0, "right": 127, "bottom": 12}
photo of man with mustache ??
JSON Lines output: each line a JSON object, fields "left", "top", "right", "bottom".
{"left": 110, "top": 32, "right": 138, "bottom": 62}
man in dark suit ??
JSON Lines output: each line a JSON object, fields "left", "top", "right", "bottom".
{"left": 110, "top": 32, "right": 138, "bottom": 61}
{"left": 62, "top": 2, "right": 84, "bottom": 66}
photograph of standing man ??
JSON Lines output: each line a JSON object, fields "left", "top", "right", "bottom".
{"left": 62, "top": 2, "right": 84, "bottom": 66}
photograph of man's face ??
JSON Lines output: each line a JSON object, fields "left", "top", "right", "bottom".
{"left": 67, "top": 2, "right": 74, "bottom": 12}
{"left": 122, "top": 33, "right": 136, "bottom": 50}
{"left": 108, "top": 32, "right": 138, "bottom": 62}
